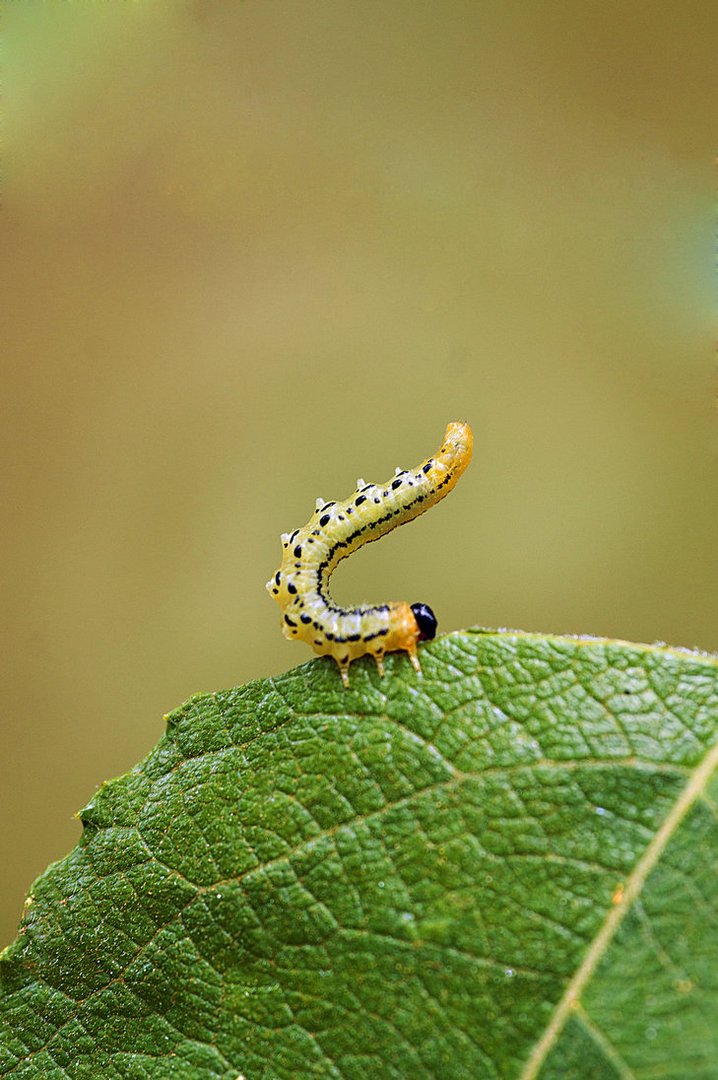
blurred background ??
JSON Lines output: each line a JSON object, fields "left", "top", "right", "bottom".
{"left": 2, "top": 1, "right": 716, "bottom": 947}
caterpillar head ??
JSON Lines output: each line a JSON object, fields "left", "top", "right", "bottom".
{"left": 410, "top": 602, "right": 437, "bottom": 642}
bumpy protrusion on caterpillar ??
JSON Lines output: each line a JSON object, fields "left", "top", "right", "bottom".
{"left": 266, "top": 420, "right": 473, "bottom": 686}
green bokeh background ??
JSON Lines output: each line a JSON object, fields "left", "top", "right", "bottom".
{"left": 2, "top": 1, "right": 716, "bottom": 951}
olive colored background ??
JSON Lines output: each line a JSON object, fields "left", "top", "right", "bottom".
{"left": 2, "top": 1, "right": 716, "bottom": 949}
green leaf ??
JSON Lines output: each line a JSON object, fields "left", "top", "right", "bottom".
{"left": 2, "top": 630, "right": 718, "bottom": 1078}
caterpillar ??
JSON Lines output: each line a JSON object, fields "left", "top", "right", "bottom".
{"left": 266, "top": 420, "right": 473, "bottom": 687}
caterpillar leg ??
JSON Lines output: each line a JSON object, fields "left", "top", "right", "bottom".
{"left": 337, "top": 661, "right": 351, "bottom": 688}
{"left": 407, "top": 647, "right": 422, "bottom": 676}
{"left": 373, "top": 653, "right": 385, "bottom": 678}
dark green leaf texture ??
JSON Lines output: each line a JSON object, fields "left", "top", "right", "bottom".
{"left": 2, "top": 631, "right": 718, "bottom": 1079}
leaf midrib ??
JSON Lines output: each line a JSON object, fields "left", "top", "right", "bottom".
{"left": 519, "top": 732, "right": 718, "bottom": 1079}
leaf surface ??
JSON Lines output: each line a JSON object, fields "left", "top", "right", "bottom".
{"left": 1, "top": 631, "right": 717, "bottom": 1078}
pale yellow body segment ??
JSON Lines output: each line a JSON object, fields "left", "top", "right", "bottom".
{"left": 266, "top": 420, "right": 473, "bottom": 686}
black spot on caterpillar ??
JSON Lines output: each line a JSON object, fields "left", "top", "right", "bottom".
{"left": 266, "top": 420, "right": 473, "bottom": 686}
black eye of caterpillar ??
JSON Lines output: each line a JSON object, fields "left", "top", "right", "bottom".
{"left": 410, "top": 603, "right": 438, "bottom": 642}
{"left": 266, "top": 421, "right": 472, "bottom": 687}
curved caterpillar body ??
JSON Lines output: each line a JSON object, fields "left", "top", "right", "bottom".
{"left": 266, "top": 420, "right": 473, "bottom": 687}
